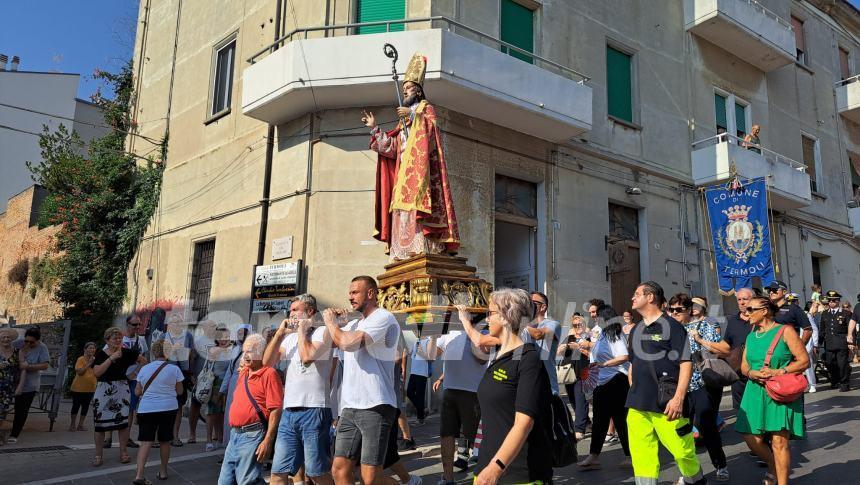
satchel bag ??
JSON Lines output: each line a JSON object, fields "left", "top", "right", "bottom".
{"left": 693, "top": 347, "right": 738, "bottom": 388}
{"left": 194, "top": 359, "right": 216, "bottom": 405}
{"left": 646, "top": 356, "right": 678, "bottom": 409}
{"left": 762, "top": 326, "right": 808, "bottom": 404}
{"left": 549, "top": 394, "right": 577, "bottom": 467}
{"left": 140, "top": 361, "right": 170, "bottom": 399}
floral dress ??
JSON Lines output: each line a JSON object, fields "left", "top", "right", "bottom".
{"left": 685, "top": 318, "right": 723, "bottom": 392}
{"left": 0, "top": 350, "right": 19, "bottom": 421}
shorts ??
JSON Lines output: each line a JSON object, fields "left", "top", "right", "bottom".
{"left": 272, "top": 407, "right": 333, "bottom": 477}
{"left": 440, "top": 389, "right": 480, "bottom": 441}
{"left": 128, "top": 380, "right": 139, "bottom": 411}
{"left": 383, "top": 409, "right": 402, "bottom": 469}
{"left": 334, "top": 405, "right": 397, "bottom": 466}
{"left": 138, "top": 409, "right": 178, "bottom": 443}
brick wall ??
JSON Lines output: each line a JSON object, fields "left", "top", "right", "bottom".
{"left": 0, "top": 186, "right": 63, "bottom": 324}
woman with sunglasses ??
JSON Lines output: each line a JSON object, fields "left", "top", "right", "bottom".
{"left": 736, "top": 296, "right": 808, "bottom": 485}
{"left": 557, "top": 314, "right": 592, "bottom": 439}
{"left": 670, "top": 294, "right": 730, "bottom": 482}
{"left": 460, "top": 288, "right": 553, "bottom": 484}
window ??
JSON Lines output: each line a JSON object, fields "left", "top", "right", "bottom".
{"left": 356, "top": 0, "right": 405, "bottom": 34}
{"left": 801, "top": 134, "right": 821, "bottom": 193}
{"left": 849, "top": 152, "right": 860, "bottom": 196}
{"left": 500, "top": 0, "right": 534, "bottom": 63}
{"left": 607, "top": 45, "right": 634, "bottom": 123}
{"left": 714, "top": 89, "right": 750, "bottom": 140}
{"left": 791, "top": 16, "right": 807, "bottom": 65}
{"left": 715, "top": 93, "right": 728, "bottom": 134}
{"left": 190, "top": 239, "right": 216, "bottom": 320}
{"left": 495, "top": 174, "right": 538, "bottom": 291}
{"left": 210, "top": 38, "right": 236, "bottom": 117}
{"left": 839, "top": 47, "right": 851, "bottom": 80}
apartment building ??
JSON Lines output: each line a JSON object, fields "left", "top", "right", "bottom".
{"left": 126, "top": 0, "right": 860, "bottom": 324}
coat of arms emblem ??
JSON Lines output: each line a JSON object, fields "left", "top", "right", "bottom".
{"left": 718, "top": 204, "right": 764, "bottom": 263}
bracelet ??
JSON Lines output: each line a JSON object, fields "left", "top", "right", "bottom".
{"left": 495, "top": 458, "right": 506, "bottom": 470}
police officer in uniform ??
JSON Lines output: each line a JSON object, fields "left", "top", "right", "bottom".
{"left": 766, "top": 281, "right": 813, "bottom": 345}
{"left": 819, "top": 290, "right": 856, "bottom": 392}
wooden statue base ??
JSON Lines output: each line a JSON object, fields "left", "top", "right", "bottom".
{"left": 377, "top": 254, "right": 492, "bottom": 336}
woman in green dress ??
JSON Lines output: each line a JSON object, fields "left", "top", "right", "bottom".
{"left": 736, "top": 296, "right": 809, "bottom": 485}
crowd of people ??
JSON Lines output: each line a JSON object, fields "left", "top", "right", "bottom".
{"left": 0, "top": 275, "right": 857, "bottom": 484}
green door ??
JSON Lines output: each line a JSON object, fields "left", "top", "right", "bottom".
{"left": 500, "top": 0, "right": 534, "bottom": 63}
{"left": 357, "top": 0, "right": 406, "bottom": 34}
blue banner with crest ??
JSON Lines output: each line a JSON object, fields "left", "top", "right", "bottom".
{"left": 704, "top": 177, "right": 775, "bottom": 294}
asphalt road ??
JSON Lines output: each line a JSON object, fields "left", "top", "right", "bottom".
{"left": 6, "top": 367, "right": 860, "bottom": 484}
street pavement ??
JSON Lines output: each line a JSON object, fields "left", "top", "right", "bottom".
{"left": 5, "top": 366, "right": 860, "bottom": 484}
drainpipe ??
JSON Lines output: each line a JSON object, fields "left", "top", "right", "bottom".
{"left": 255, "top": 0, "right": 283, "bottom": 268}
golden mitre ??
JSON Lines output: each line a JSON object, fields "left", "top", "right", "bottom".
{"left": 403, "top": 53, "right": 427, "bottom": 86}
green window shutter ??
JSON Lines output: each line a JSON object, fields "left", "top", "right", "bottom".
{"left": 357, "top": 0, "right": 406, "bottom": 35}
{"left": 735, "top": 103, "right": 747, "bottom": 138}
{"left": 714, "top": 94, "right": 727, "bottom": 132}
{"left": 500, "top": 0, "right": 534, "bottom": 64}
{"left": 606, "top": 46, "right": 633, "bottom": 122}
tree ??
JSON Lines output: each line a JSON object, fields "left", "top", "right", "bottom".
{"left": 27, "top": 61, "right": 164, "bottom": 326}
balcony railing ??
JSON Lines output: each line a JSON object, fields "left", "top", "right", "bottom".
{"left": 247, "top": 16, "right": 590, "bottom": 84}
{"left": 691, "top": 133, "right": 807, "bottom": 173}
{"left": 836, "top": 73, "right": 860, "bottom": 88}
{"left": 740, "top": 0, "right": 793, "bottom": 31}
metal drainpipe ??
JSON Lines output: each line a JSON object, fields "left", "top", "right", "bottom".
{"left": 255, "top": 0, "right": 283, "bottom": 269}
{"left": 299, "top": 114, "right": 317, "bottom": 291}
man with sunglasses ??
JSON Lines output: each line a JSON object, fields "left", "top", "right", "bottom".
{"left": 522, "top": 292, "right": 562, "bottom": 395}
{"left": 123, "top": 315, "right": 149, "bottom": 449}
{"left": 9, "top": 327, "right": 49, "bottom": 443}
{"left": 819, "top": 290, "right": 855, "bottom": 392}
{"left": 766, "top": 281, "right": 812, "bottom": 346}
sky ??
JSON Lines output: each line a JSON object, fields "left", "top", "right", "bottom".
{"left": 0, "top": 0, "right": 139, "bottom": 100}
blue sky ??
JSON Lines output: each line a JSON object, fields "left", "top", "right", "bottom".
{"left": 0, "top": 0, "right": 139, "bottom": 100}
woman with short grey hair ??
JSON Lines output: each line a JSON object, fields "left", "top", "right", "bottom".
{"left": 458, "top": 288, "right": 553, "bottom": 483}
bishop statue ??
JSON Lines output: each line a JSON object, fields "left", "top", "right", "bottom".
{"left": 362, "top": 53, "right": 460, "bottom": 261}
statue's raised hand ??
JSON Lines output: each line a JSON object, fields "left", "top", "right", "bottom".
{"left": 361, "top": 110, "right": 376, "bottom": 129}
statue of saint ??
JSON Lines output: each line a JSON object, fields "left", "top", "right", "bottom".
{"left": 362, "top": 53, "right": 460, "bottom": 261}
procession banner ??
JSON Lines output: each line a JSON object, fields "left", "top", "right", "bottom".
{"left": 704, "top": 177, "right": 775, "bottom": 294}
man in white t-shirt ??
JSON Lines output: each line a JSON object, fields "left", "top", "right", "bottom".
{"left": 324, "top": 276, "right": 400, "bottom": 485}
{"left": 425, "top": 331, "right": 489, "bottom": 483}
{"left": 263, "top": 294, "right": 335, "bottom": 485}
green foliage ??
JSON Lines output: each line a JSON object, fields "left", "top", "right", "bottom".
{"left": 7, "top": 259, "right": 29, "bottom": 287}
{"left": 26, "top": 60, "right": 165, "bottom": 323}
{"left": 30, "top": 256, "right": 60, "bottom": 291}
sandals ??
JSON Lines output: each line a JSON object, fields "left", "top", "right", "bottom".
{"left": 120, "top": 453, "right": 131, "bottom": 464}
{"left": 763, "top": 472, "right": 776, "bottom": 485}
{"left": 91, "top": 455, "right": 103, "bottom": 467}
{"left": 156, "top": 472, "right": 169, "bottom": 480}
{"left": 133, "top": 479, "right": 153, "bottom": 485}
{"left": 171, "top": 438, "right": 184, "bottom": 447}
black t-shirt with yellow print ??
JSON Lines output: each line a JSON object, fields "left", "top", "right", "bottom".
{"left": 476, "top": 343, "right": 553, "bottom": 483}
{"left": 625, "top": 313, "right": 692, "bottom": 414}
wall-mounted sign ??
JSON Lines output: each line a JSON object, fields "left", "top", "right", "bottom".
{"left": 272, "top": 236, "right": 293, "bottom": 261}
{"left": 251, "top": 261, "right": 301, "bottom": 314}
{"left": 254, "top": 262, "right": 299, "bottom": 287}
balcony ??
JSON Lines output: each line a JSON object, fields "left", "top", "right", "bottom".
{"left": 691, "top": 134, "right": 811, "bottom": 211}
{"left": 242, "top": 17, "right": 592, "bottom": 143}
{"left": 850, "top": 207, "right": 860, "bottom": 238}
{"left": 684, "top": 0, "right": 795, "bottom": 72}
{"left": 836, "top": 76, "right": 860, "bottom": 124}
